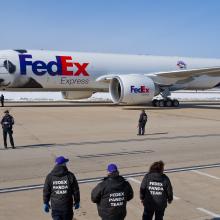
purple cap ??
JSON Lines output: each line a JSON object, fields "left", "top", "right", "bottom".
{"left": 107, "top": 163, "right": 118, "bottom": 173}
{"left": 55, "top": 156, "right": 69, "bottom": 165}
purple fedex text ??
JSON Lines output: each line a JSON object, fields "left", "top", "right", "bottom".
{"left": 130, "top": 86, "right": 150, "bottom": 93}
{"left": 19, "top": 54, "right": 90, "bottom": 76}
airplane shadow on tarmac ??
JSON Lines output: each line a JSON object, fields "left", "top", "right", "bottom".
{"left": 2, "top": 101, "right": 220, "bottom": 110}
{"left": 124, "top": 102, "right": 220, "bottom": 110}
{"left": 176, "top": 102, "right": 220, "bottom": 110}
{"left": 0, "top": 143, "right": 55, "bottom": 150}
{"left": 1, "top": 132, "right": 220, "bottom": 150}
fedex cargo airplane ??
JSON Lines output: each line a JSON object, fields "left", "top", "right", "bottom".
{"left": 0, "top": 49, "right": 220, "bottom": 107}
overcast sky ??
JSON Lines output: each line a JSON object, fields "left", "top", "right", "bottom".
{"left": 1, "top": 0, "right": 220, "bottom": 58}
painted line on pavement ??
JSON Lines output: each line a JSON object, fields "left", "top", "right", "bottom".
{"left": 1, "top": 162, "right": 220, "bottom": 194}
{"left": 173, "top": 195, "right": 180, "bottom": 200}
{"left": 192, "top": 170, "right": 220, "bottom": 180}
{"left": 197, "top": 208, "right": 220, "bottom": 217}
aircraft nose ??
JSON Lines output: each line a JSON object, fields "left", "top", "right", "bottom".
{"left": 0, "top": 72, "right": 12, "bottom": 87}
{"left": 0, "top": 78, "right": 7, "bottom": 87}
{"left": 0, "top": 77, "right": 11, "bottom": 87}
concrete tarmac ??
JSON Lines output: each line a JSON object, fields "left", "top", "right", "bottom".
{"left": 0, "top": 101, "right": 220, "bottom": 220}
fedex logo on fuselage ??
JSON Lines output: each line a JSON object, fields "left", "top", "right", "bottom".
{"left": 19, "top": 54, "right": 90, "bottom": 76}
{"left": 131, "top": 85, "right": 150, "bottom": 93}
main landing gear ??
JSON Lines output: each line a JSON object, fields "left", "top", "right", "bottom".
{"left": 152, "top": 98, "right": 180, "bottom": 107}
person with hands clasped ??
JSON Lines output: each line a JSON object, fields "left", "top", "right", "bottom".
{"left": 1, "top": 110, "right": 15, "bottom": 149}
{"left": 138, "top": 110, "right": 148, "bottom": 135}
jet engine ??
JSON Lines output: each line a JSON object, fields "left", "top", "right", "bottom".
{"left": 109, "top": 75, "right": 159, "bottom": 104}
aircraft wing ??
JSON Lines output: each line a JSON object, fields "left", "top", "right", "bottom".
{"left": 147, "top": 67, "right": 220, "bottom": 86}
{"left": 96, "top": 74, "right": 117, "bottom": 83}
{"left": 96, "top": 67, "right": 220, "bottom": 87}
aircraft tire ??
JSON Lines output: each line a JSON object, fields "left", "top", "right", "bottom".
{"left": 155, "top": 100, "right": 160, "bottom": 107}
{"left": 152, "top": 100, "right": 157, "bottom": 107}
{"left": 159, "top": 100, "right": 165, "bottom": 107}
{"left": 165, "top": 99, "right": 173, "bottom": 107}
{"left": 172, "top": 99, "right": 180, "bottom": 107}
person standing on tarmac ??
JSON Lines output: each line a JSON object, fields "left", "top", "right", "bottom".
{"left": 140, "top": 161, "right": 173, "bottom": 220}
{"left": 1, "top": 110, "right": 15, "bottom": 149}
{"left": 0, "top": 94, "right": 4, "bottom": 107}
{"left": 138, "top": 109, "right": 148, "bottom": 135}
{"left": 91, "top": 163, "right": 134, "bottom": 220}
{"left": 43, "top": 156, "right": 80, "bottom": 220}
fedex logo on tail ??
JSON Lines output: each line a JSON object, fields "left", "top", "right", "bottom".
{"left": 131, "top": 86, "right": 150, "bottom": 93}
{"left": 19, "top": 54, "right": 90, "bottom": 76}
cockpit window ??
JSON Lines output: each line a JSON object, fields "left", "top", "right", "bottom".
{"left": 14, "top": 49, "right": 28, "bottom": 54}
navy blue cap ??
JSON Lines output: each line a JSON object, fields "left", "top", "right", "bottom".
{"left": 55, "top": 156, "right": 69, "bottom": 165}
{"left": 107, "top": 163, "right": 118, "bottom": 173}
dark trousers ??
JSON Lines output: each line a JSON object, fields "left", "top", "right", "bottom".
{"left": 52, "top": 209, "right": 73, "bottom": 220}
{"left": 3, "top": 129, "right": 14, "bottom": 148}
{"left": 142, "top": 207, "right": 165, "bottom": 220}
{"left": 139, "top": 122, "right": 146, "bottom": 135}
{"left": 1, "top": 101, "right": 4, "bottom": 107}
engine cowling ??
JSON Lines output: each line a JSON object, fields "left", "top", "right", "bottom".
{"left": 62, "top": 91, "right": 93, "bottom": 100}
{"left": 110, "top": 75, "right": 159, "bottom": 104}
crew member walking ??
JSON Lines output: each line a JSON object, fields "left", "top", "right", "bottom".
{"left": 140, "top": 161, "right": 173, "bottom": 220}
{"left": 138, "top": 110, "right": 148, "bottom": 135}
{"left": 91, "top": 163, "right": 134, "bottom": 220}
{"left": 1, "top": 110, "right": 15, "bottom": 149}
{"left": 0, "top": 94, "right": 4, "bottom": 107}
{"left": 43, "top": 156, "right": 80, "bottom": 220}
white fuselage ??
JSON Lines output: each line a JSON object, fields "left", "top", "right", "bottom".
{"left": 0, "top": 50, "right": 220, "bottom": 92}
